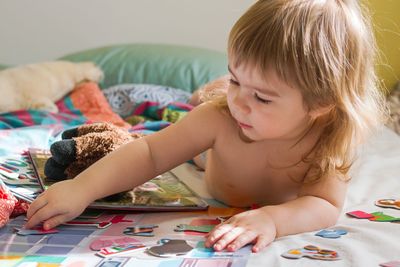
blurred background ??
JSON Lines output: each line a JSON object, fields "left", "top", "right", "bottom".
{"left": 0, "top": 0, "right": 398, "bottom": 91}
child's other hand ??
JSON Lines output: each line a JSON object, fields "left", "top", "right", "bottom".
{"left": 25, "top": 179, "right": 90, "bottom": 230}
{"left": 205, "top": 208, "right": 277, "bottom": 253}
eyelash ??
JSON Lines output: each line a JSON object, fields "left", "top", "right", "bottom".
{"left": 254, "top": 92, "right": 272, "bottom": 104}
{"left": 229, "top": 79, "right": 272, "bottom": 104}
{"left": 229, "top": 78, "right": 239, "bottom": 86}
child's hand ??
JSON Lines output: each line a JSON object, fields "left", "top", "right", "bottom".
{"left": 25, "top": 179, "right": 91, "bottom": 230}
{"left": 205, "top": 208, "right": 277, "bottom": 253}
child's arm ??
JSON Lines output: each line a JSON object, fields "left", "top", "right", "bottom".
{"left": 25, "top": 103, "right": 220, "bottom": 230}
{"left": 205, "top": 172, "right": 348, "bottom": 252}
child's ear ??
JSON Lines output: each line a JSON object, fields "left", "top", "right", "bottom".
{"left": 309, "top": 104, "right": 334, "bottom": 119}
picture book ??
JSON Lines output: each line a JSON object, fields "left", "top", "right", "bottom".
{"left": 28, "top": 148, "right": 209, "bottom": 211}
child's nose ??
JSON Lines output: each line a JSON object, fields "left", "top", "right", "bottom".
{"left": 233, "top": 89, "right": 251, "bottom": 114}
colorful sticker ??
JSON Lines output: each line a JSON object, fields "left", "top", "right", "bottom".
{"left": 315, "top": 229, "right": 347, "bottom": 238}
{"left": 281, "top": 245, "right": 341, "bottom": 261}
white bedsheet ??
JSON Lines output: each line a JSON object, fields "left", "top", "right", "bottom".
{"left": 173, "top": 126, "right": 400, "bottom": 267}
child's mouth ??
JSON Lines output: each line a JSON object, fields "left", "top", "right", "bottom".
{"left": 238, "top": 121, "right": 252, "bottom": 129}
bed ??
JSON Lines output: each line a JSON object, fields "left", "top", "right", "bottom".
{"left": 0, "top": 44, "right": 399, "bottom": 266}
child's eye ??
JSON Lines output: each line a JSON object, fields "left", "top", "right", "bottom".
{"left": 254, "top": 92, "right": 272, "bottom": 104}
{"left": 229, "top": 78, "right": 240, "bottom": 86}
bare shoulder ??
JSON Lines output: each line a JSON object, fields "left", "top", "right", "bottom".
{"left": 143, "top": 102, "right": 231, "bottom": 172}
{"left": 180, "top": 102, "right": 232, "bottom": 136}
{"left": 189, "top": 102, "right": 230, "bottom": 122}
{"left": 148, "top": 102, "right": 229, "bottom": 144}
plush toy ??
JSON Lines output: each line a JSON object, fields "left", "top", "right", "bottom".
{"left": 0, "top": 61, "right": 103, "bottom": 113}
{"left": 45, "top": 122, "right": 143, "bottom": 181}
{"left": 189, "top": 74, "right": 229, "bottom": 106}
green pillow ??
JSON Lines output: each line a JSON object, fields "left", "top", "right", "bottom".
{"left": 60, "top": 43, "right": 228, "bottom": 92}
{"left": 0, "top": 64, "right": 9, "bottom": 71}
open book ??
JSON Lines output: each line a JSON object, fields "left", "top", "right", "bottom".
{"left": 28, "top": 148, "right": 208, "bottom": 211}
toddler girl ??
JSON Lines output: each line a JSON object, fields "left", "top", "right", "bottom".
{"left": 26, "top": 0, "right": 387, "bottom": 253}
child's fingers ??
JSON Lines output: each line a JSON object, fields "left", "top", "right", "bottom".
{"left": 226, "top": 230, "right": 258, "bottom": 252}
{"left": 252, "top": 235, "right": 271, "bottom": 253}
{"left": 26, "top": 195, "right": 47, "bottom": 220}
{"left": 213, "top": 226, "right": 245, "bottom": 251}
{"left": 25, "top": 204, "right": 62, "bottom": 229}
{"left": 24, "top": 214, "right": 44, "bottom": 229}
{"left": 205, "top": 223, "right": 234, "bottom": 247}
{"left": 42, "top": 214, "right": 69, "bottom": 230}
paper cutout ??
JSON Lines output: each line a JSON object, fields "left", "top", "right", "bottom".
{"left": 281, "top": 245, "right": 341, "bottom": 261}
{"left": 180, "top": 218, "right": 220, "bottom": 236}
{"left": 347, "top": 210, "right": 400, "bottom": 222}
{"left": 96, "top": 242, "right": 146, "bottom": 258}
{"left": 346, "top": 210, "right": 374, "bottom": 219}
{"left": 108, "top": 215, "right": 133, "bottom": 224}
{"left": 15, "top": 227, "right": 59, "bottom": 236}
{"left": 174, "top": 224, "right": 215, "bottom": 233}
{"left": 315, "top": 229, "right": 347, "bottom": 238}
{"left": 90, "top": 237, "right": 140, "bottom": 251}
{"left": 95, "top": 257, "right": 129, "bottom": 267}
{"left": 147, "top": 239, "right": 193, "bottom": 257}
{"left": 64, "top": 221, "right": 112, "bottom": 229}
{"left": 375, "top": 199, "right": 400, "bottom": 210}
{"left": 369, "top": 212, "right": 400, "bottom": 222}
{"left": 190, "top": 241, "right": 252, "bottom": 259}
{"left": 65, "top": 215, "right": 132, "bottom": 229}
{"left": 123, "top": 224, "right": 158, "bottom": 237}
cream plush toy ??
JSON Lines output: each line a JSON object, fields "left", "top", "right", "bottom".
{"left": 0, "top": 61, "right": 103, "bottom": 113}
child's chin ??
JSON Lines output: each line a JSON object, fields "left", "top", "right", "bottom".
{"left": 238, "top": 128, "right": 256, "bottom": 143}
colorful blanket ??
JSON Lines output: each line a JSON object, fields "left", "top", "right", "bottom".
{"left": 0, "top": 82, "right": 193, "bottom": 154}
{"left": 0, "top": 82, "right": 130, "bottom": 130}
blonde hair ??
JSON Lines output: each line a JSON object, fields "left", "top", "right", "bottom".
{"left": 212, "top": 0, "right": 388, "bottom": 182}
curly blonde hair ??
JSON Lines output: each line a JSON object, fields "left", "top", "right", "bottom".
{"left": 210, "top": 0, "right": 388, "bottom": 182}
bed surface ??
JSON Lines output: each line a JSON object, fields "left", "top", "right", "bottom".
{"left": 0, "top": 115, "right": 399, "bottom": 265}
{"left": 0, "top": 44, "right": 399, "bottom": 266}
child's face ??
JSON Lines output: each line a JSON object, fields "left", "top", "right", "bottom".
{"left": 227, "top": 63, "right": 312, "bottom": 142}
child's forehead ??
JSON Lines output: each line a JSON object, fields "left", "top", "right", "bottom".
{"left": 228, "top": 62, "right": 299, "bottom": 94}
{"left": 229, "top": 60, "right": 296, "bottom": 87}
{"left": 227, "top": 56, "right": 265, "bottom": 76}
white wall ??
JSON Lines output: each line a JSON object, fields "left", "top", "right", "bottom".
{"left": 0, "top": 0, "right": 256, "bottom": 65}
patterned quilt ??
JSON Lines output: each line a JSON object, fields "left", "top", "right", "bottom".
{"left": 0, "top": 82, "right": 193, "bottom": 157}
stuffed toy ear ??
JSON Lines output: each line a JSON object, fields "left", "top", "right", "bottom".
{"left": 44, "top": 138, "right": 77, "bottom": 180}
{"left": 61, "top": 127, "right": 79, "bottom": 140}
{"left": 44, "top": 124, "right": 82, "bottom": 180}
{"left": 50, "top": 139, "right": 77, "bottom": 166}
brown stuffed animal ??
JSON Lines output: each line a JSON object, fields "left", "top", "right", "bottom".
{"left": 45, "top": 122, "right": 143, "bottom": 180}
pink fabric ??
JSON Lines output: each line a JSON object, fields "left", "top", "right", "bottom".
{"left": 0, "top": 182, "right": 29, "bottom": 228}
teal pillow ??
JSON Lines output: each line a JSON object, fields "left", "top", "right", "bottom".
{"left": 60, "top": 43, "right": 228, "bottom": 92}
{"left": 0, "top": 64, "right": 9, "bottom": 71}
